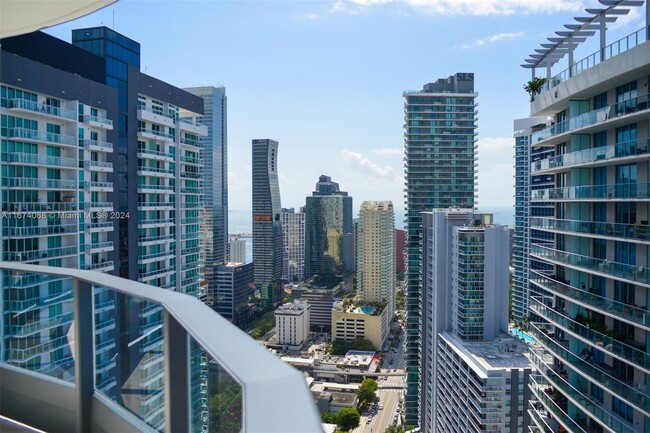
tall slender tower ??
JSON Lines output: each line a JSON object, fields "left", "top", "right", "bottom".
{"left": 403, "top": 74, "right": 478, "bottom": 427}
{"left": 357, "top": 201, "right": 396, "bottom": 316}
{"left": 252, "top": 139, "right": 283, "bottom": 306}
{"left": 281, "top": 207, "right": 305, "bottom": 282}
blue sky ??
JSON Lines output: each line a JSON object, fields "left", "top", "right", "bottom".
{"left": 45, "top": 0, "right": 646, "bottom": 219}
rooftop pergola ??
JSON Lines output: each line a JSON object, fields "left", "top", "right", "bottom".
{"left": 522, "top": 0, "right": 647, "bottom": 80}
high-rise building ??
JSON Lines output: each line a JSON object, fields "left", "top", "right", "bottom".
{"left": 403, "top": 74, "right": 478, "bottom": 426}
{"left": 521, "top": 3, "right": 650, "bottom": 432}
{"left": 304, "top": 175, "right": 354, "bottom": 278}
{"left": 281, "top": 207, "right": 305, "bottom": 282}
{"left": 252, "top": 139, "right": 283, "bottom": 306}
{"left": 213, "top": 262, "right": 254, "bottom": 326}
{"left": 1, "top": 36, "right": 118, "bottom": 395}
{"left": 420, "top": 209, "right": 530, "bottom": 433}
{"left": 358, "top": 201, "right": 396, "bottom": 315}
{"left": 513, "top": 118, "right": 554, "bottom": 324}
{"left": 275, "top": 299, "right": 311, "bottom": 350}
{"left": 228, "top": 237, "right": 247, "bottom": 263}
{"left": 395, "top": 228, "right": 405, "bottom": 274}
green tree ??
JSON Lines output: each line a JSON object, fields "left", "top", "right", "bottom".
{"left": 523, "top": 77, "right": 547, "bottom": 102}
{"left": 336, "top": 408, "right": 360, "bottom": 432}
{"left": 385, "top": 426, "right": 405, "bottom": 433}
{"left": 321, "top": 412, "right": 338, "bottom": 424}
{"left": 356, "top": 378, "right": 378, "bottom": 411}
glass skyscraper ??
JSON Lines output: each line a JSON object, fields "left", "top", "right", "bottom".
{"left": 403, "top": 74, "right": 478, "bottom": 428}
{"left": 252, "top": 139, "right": 283, "bottom": 306}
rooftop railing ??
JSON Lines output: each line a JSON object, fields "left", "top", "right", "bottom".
{"left": 0, "top": 262, "right": 321, "bottom": 433}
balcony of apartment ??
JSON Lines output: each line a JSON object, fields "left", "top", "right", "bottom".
{"left": 136, "top": 166, "right": 174, "bottom": 178}
{"left": 83, "top": 114, "right": 113, "bottom": 130}
{"left": 531, "top": 139, "right": 650, "bottom": 175}
{"left": 180, "top": 186, "right": 201, "bottom": 194}
{"left": 137, "top": 127, "right": 174, "bottom": 143}
{"left": 529, "top": 297, "right": 650, "bottom": 374}
{"left": 0, "top": 262, "right": 319, "bottom": 433}
{"left": 85, "top": 160, "right": 113, "bottom": 173}
{"left": 529, "top": 323, "right": 650, "bottom": 416}
{"left": 529, "top": 374, "right": 591, "bottom": 433}
{"left": 5, "top": 98, "right": 77, "bottom": 122}
{"left": 137, "top": 106, "right": 176, "bottom": 128}
{"left": 81, "top": 139, "right": 113, "bottom": 152}
{"left": 180, "top": 155, "right": 201, "bottom": 165}
{"left": 2, "top": 221, "right": 78, "bottom": 238}
{"left": 84, "top": 201, "right": 113, "bottom": 212}
{"left": 180, "top": 136, "right": 201, "bottom": 148}
{"left": 82, "top": 261, "right": 114, "bottom": 272}
{"left": 94, "top": 299, "right": 115, "bottom": 315}
{"left": 531, "top": 244, "right": 650, "bottom": 288}
{"left": 3, "top": 246, "right": 78, "bottom": 262}
{"left": 5, "top": 153, "right": 78, "bottom": 169}
{"left": 530, "top": 272, "right": 650, "bottom": 330}
{"left": 137, "top": 250, "right": 174, "bottom": 265}
{"left": 85, "top": 221, "right": 114, "bottom": 233}
{"left": 137, "top": 234, "right": 174, "bottom": 246}
{"left": 136, "top": 147, "right": 173, "bottom": 162}
{"left": 137, "top": 183, "right": 174, "bottom": 194}
{"left": 3, "top": 178, "right": 77, "bottom": 190}
{"left": 179, "top": 118, "right": 208, "bottom": 136}
{"left": 139, "top": 267, "right": 175, "bottom": 282}
{"left": 137, "top": 201, "right": 174, "bottom": 211}
{"left": 531, "top": 183, "right": 650, "bottom": 202}
{"left": 6, "top": 128, "right": 77, "bottom": 148}
{"left": 528, "top": 404, "right": 558, "bottom": 433}
{"left": 533, "top": 25, "right": 650, "bottom": 113}
{"left": 531, "top": 217, "right": 650, "bottom": 245}
{"left": 532, "top": 93, "right": 650, "bottom": 147}
{"left": 138, "top": 218, "right": 174, "bottom": 228}
{"left": 84, "top": 181, "right": 113, "bottom": 193}
{"left": 180, "top": 170, "right": 201, "bottom": 180}
{"left": 529, "top": 349, "right": 635, "bottom": 433}
{"left": 85, "top": 241, "right": 113, "bottom": 254}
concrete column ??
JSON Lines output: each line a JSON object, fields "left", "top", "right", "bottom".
{"left": 73, "top": 279, "right": 94, "bottom": 433}
{"left": 164, "top": 310, "right": 189, "bottom": 432}
{"left": 600, "top": 14, "right": 607, "bottom": 62}
{"left": 568, "top": 35, "right": 574, "bottom": 78}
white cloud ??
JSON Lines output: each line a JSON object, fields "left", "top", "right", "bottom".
{"left": 609, "top": 7, "right": 642, "bottom": 31}
{"left": 463, "top": 31, "right": 524, "bottom": 49}
{"left": 404, "top": 0, "right": 584, "bottom": 16}
{"left": 371, "top": 147, "right": 403, "bottom": 156}
{"left": 341, "top": 149, "right": 396, "bottom": 178}
{"left": 294, "top": 13, "right": 319, "bottom": 21}
{"left": 478, "top": 137, "right": 513, "bottom": 153}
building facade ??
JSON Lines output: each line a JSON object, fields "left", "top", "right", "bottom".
{"left": 395, "top": 228, "right": 405, "bottom": 275}
{"left": 252, "top": 139, "right": 283, "bottom": 306}
{"left": 228, "top": 237, "right": 247, "bottom": 264}
{"left": 304, "top": 175, "right": 354, "bottom": 278}
{"left": 403, "top": 74, "right": 478, "bottom": 426}
{"left": 275, "top": 299, "right": 311, "bottom": 350}
{"left": 357, "top": 200, "right": 396, "bottom": 317}
{"left": 282, "top": 207, "right": 305, "bottom": 282}
{"left": 420, "top": 210, "right": 519, "bottom": 432}
{"left": 291, "top": 282, "right": 344, "bottom": 331}
{"left": 522, "top": 3, "right": 650, "bottom": 432}
{"left": 331, "top": 301, "right": 390, "bottom": 351}
{"left": 513, "top": 117, "right": 555, "bottom": 324}
{"left": 213, "top": 262, "right": 254, "bottom": 326}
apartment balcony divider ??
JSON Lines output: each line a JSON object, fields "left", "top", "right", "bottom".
{"left": 0, "top": 262, "right": 322, "bottom": 433}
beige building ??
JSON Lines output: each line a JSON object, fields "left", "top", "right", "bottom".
{"left": 275, "top": 299, "right": 311, "bottom": 350}
{"left": 331, "top": 301, "right": 390, "bottom": 350}
{"left": 357, "top": 201, "right": 396, "bottom": 317}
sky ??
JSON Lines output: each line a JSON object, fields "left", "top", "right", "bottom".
{"left": 45, "top": 0, "right": 647, "bottom": 224}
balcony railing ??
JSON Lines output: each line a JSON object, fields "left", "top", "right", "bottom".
{"left": 137, "top": 127, "right": 174, "bottom": 141}
{"left": 81, "top": 139, "right": 113, "bottom": 151}
{"left": 532, "top": 93, "right": 650, "bottom": 144}
{"left": 529, "top": 375, "right": 588, "bottom": 433}
{"left": 531, "top": 244, "right": 650, "bottom": 286}
{"left": 83, "top": 114, "right": 113, "bottom": 127}
{"left": 532, "top": 139, "right": 650, "bottom": 174}
{"left": 539, "top": 26, "right": 649, "bottom": 97}
{"left": 530, "top": 272, "right": 650, "bottom": 329}
{"left": 530, "top": 297, "right": 650, "bottom": 374}
{"left": 531, "top": 183, "right": 650, "bottom": 202}
{"left": 531, "top": 217, "right": 650, "bottom": 243}
{"left": 5, "top": 98, "right": 77, "bottom": 120}
{"left": 4, "top": 178, "right": 77, "bottom": 190}
{"left": 0, "top": 262, "right": 321, "bottom": 433}
{"left": 7, "top": 128, "right": 77, "bottom": 146}
{"left": 530, "top": 323, "right": 650, "bottom": 414}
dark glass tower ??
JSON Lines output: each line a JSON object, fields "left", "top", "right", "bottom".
{"left": 252, "top": 139, "right": 283, "bottom": 306}
{"left": 304, "top": 175, "right": 354, "bottom": 278}
{"left": 403, "top": 74, "right": 477, "bottom": 428}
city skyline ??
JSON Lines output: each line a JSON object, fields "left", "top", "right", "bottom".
{"left": 42, "top": 0, "right": 648, "bottom": 216}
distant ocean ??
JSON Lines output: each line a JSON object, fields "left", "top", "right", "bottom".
{"left": 228, "top": 206, "right": 515, "bottom": 234}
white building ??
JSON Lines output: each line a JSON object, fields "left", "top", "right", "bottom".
{"left": 281, "top": 207, "right": 305, "bottom": 281}
{"left": 275, "top": 299, "right": 311, "bottom": 350}
{"left": 357, "top": 200, "right": 396, "bottom": 316}
{"left": 228, "top": 237, "right": 246, "bottom": 263}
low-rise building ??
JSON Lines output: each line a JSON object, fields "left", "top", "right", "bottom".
{"left": 275, "top": 300, "right": 311, "bottom": 350}
{"left": 291, "top": 278, "right": 344, "bottom": 331}
{"left": 331, "top": 301, "right": 390, "bottom": 350}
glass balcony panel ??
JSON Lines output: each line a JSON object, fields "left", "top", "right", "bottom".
{"left": 531, "top": 217, "right": 650, "bottom": 243}
{"left": 94, "top": 294, "right": 165, "bottom": 432}
{"left": 531, "top": 183, "right": 650, "bottom": 201}
{"left": 528, "top": 375, "right": 588, "bottom": 433}
{"left": 1, "top": 270, "right": 75, "bottom": 382}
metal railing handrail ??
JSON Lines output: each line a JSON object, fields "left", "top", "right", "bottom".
{"left": 0, "top": 262, "right": 321, "bottom": 433}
